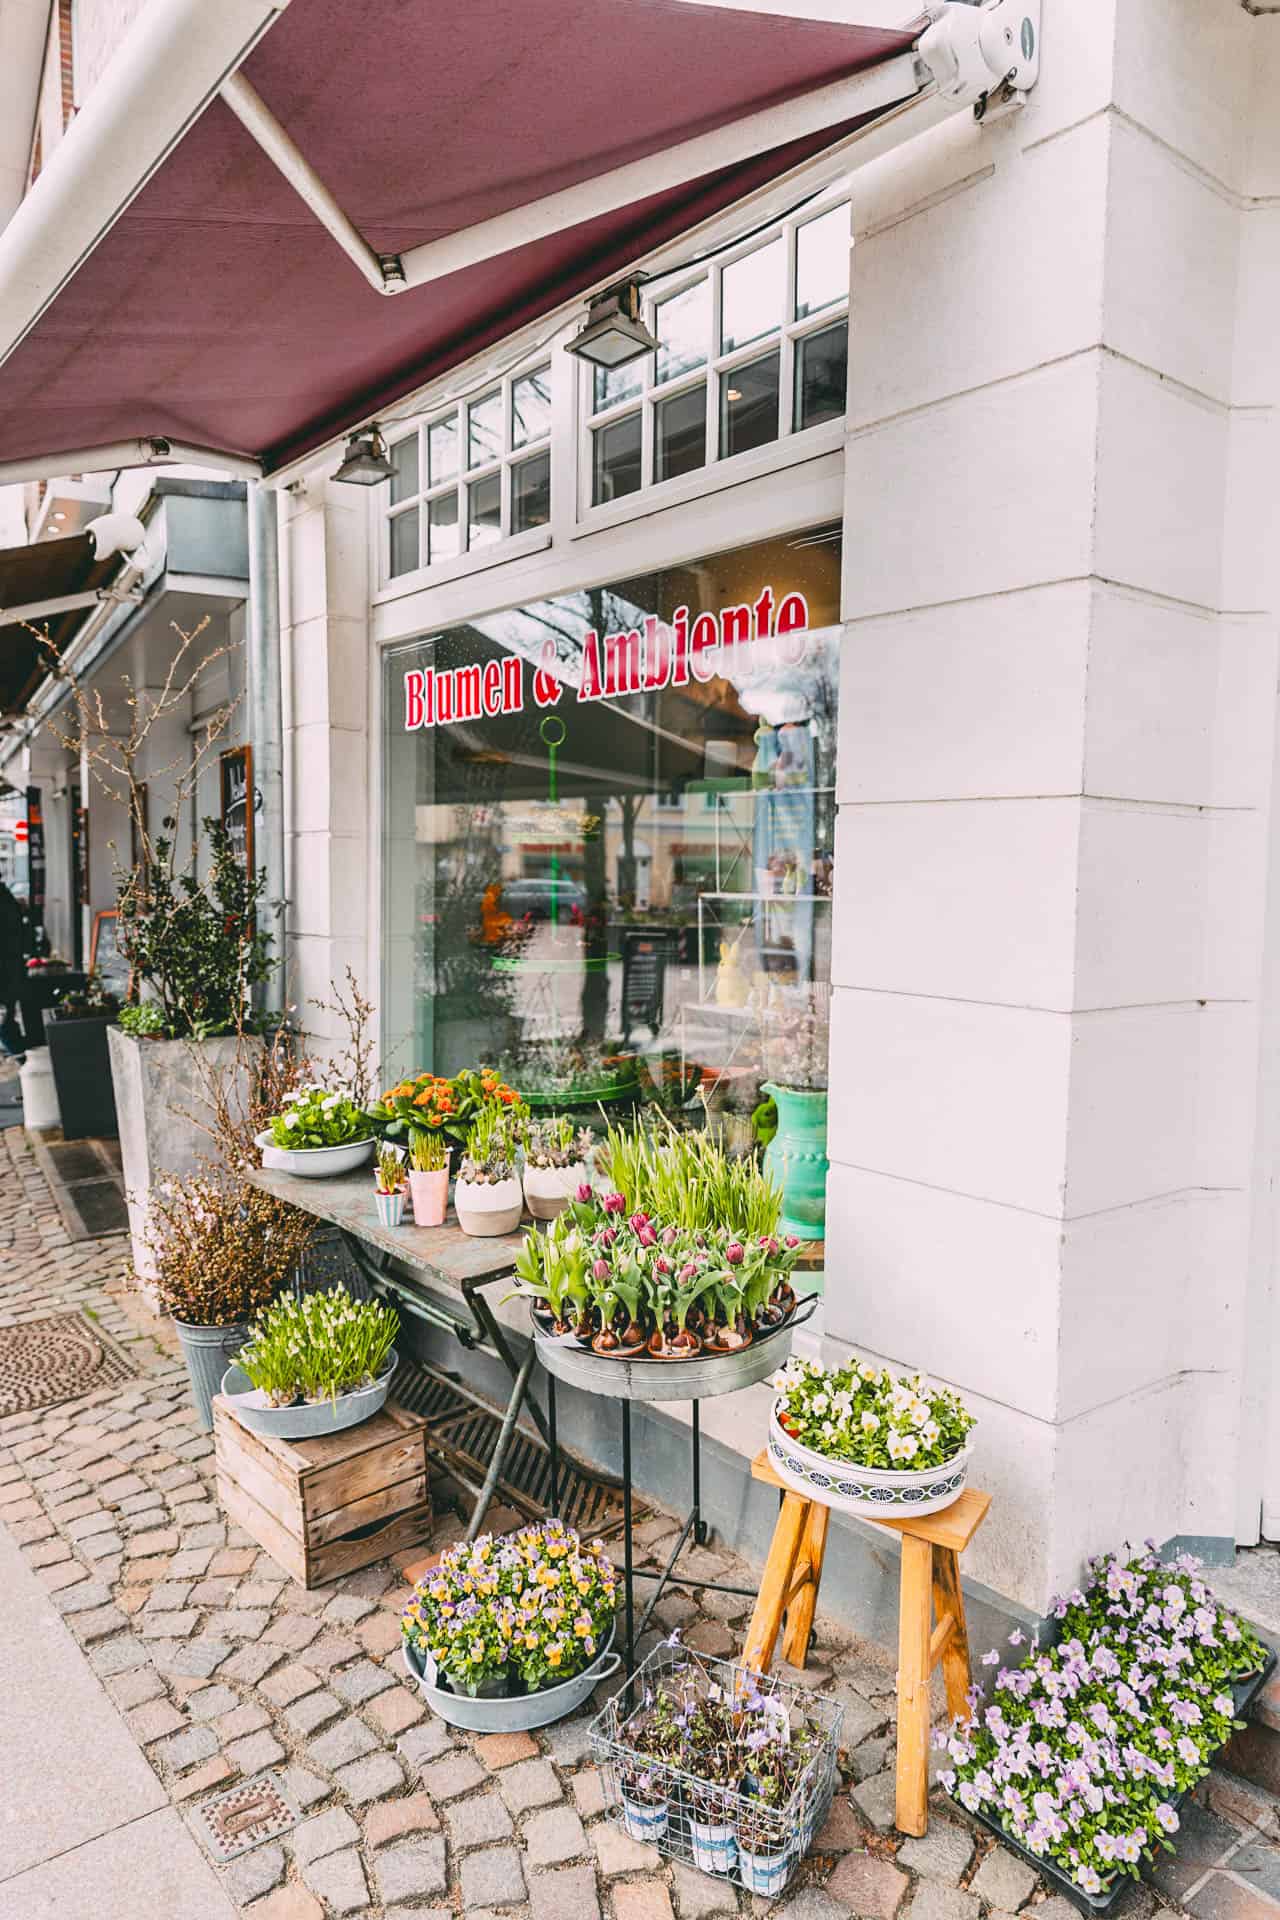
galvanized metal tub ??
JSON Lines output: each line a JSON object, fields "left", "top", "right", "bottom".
{"left": 254, "top": 1131, "right": 375, "bottom": 1178}
{"left": 403, "top": 1627, "right": 621, "bottom": 1731}
{"left": 219, "top": 1353, "right": 398, "bottom": 1440}
{"left": 530, "top": 1297, "right": 817, "bottom": 1403}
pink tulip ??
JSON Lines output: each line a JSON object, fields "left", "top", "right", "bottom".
{"left": 726, "top": 1243, "right": 745, "bottom": 1265}
{"left": 603, "top": 1192, "right": 626, "bottom": 1215}
{"left": 576, "top": 1182, "right": 593, "bottom": 1203}
{"left": 592, "top": 1258, "right": 610, "bottom": 1282}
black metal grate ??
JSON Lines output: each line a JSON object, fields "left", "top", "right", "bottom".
{"left": 394, "top": 1356, "right": 639, "bottom": 1541}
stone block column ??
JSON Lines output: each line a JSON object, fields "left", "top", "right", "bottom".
{"left": 825, "top": 0, "right": 1280, "bottom": 1612}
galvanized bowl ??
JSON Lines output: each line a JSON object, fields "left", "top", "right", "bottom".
{"left": 254, "top": 1131, "right": 375, "bottom": 1178}
{"left": 403, "top": 1627, "right": 621, "bottom": 1731}
{"left": 219, "top": 1353, "right": 398, "bottom": 1440}
{"left": 767, "top": 1402, "right": 974, "bottom": 1520}
{"left": 531, "top": 1297, "right": 817, "bottom": 1403}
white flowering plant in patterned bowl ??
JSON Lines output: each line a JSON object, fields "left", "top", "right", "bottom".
{"left": 256, "top": 1084, "right": 376, "bottom": 1177}
{"left": 939, "top": 1546, "right": 1272, "bottom": 1912}
{"left": 767, "top": 1354, "right": 976, "bottom": 1520}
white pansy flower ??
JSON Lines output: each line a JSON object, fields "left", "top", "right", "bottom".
{"left": 861, "top": 1411, "right": 880, "bottom": 1434}
{"left": 285, "top": 1112, "right": 300, "bottom": 1129}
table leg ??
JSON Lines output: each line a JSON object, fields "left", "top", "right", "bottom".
{"left": 931, "top": 1546, "right": 973, "bottom": 1719}
{"left": 691, "top": 1400, "right": 708, "bottom": 1547}
{"left": 546, "top": 1373, "right": 559, "bottom": 1518}
{"left": 622, "top": 1398, "right": 635, "bottom": 1678}
{"left": 896, "top": 1534, "right": 933, "bottom": 1838}
{"left": 466, "top": 1341, "right": 536, "bottom": 1542}
{"left": 781, "top": 1498, "right": 829, "bottom": 1669}
{"left": 742, "top": 1489, "right": 808, "bottom": 1674}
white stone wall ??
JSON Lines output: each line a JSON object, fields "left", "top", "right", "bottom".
{"left": 829, "top": 0, "right": 1280, "bottom": 1612}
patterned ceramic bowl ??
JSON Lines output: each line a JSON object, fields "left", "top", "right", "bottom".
{"left": 767, "top": 1402, "right": 973, "bottom": 1520}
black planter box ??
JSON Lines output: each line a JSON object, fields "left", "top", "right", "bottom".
{"left": 42, "top": 1010, "right": 119, "bottom": 1140}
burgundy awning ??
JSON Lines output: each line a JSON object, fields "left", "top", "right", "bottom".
{"left": 0, "top": 0, "right": 918, "bottom": 476}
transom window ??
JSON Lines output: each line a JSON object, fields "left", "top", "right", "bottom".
{"left": 585, "top": 199, "right": 850, "bottom": 511}
{"left": 384, "top": 364, "right": 552, "bottom": 580}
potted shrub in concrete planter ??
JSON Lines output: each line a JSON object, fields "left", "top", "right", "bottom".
{"left": 42, "top": 978, "right": 120, "bottom": 1140}
{"left": 147, "top": 1170, "right": 315, "bottom": 1430}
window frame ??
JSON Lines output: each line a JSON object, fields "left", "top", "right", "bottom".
{"left": 577, "top": 191, "right": 850, "bottom": 522}
{"left": 380, "top": 360, "right": 553, "bottom": 589}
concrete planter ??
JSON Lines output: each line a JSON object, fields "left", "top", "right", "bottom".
{"left": 43, "top": 1010, "right": 119, "bottom": 1140}
{"left": 108, "top": 1027, "right": 261, "bottom": 1295}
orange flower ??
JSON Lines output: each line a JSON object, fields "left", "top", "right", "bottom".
{"left": 413, "top": 1088, "right": 435, "bottom": 1108}
{"left": 499, "top": 1087, "right": 516, "bottom": 1105}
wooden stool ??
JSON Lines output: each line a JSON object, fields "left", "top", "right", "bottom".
{"left": 742, "top": 1451, "right": 991, "bottom": 1838}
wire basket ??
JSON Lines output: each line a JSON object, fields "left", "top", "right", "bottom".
{"left": 589, "top": 1642, "right": 844, "bottom": 1898}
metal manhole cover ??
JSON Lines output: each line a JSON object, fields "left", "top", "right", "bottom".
{"left": 0, "top": 1311, "right": 135, "bottom": 1416}
{"left": 191, "top": 1772, "right": 299, "bottom": 1862}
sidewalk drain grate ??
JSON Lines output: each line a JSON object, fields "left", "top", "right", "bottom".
{"left": 191, "top": 1771, "right": 299, "bottom": 1862}
{"left": 0, "top": 1310, "right": 134, "bottom": 1416}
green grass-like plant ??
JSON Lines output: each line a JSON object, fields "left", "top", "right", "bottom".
{"left": 601, "top": 1112, "right": 781, "bottom": 1238}
{"left": 409, "top": 1127, "right": 449, "bottom": 1172}
{"left": 237, "top": 1288, "right": 398, "bottom": 1408}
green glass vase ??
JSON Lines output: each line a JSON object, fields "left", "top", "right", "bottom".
{"left": 761, "top": 1082, "right": 828, "bottom": 1241}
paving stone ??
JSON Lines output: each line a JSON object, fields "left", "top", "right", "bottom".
{"left": 287, "top": 1688, "right": 345, "bottom": 1736}
{"left": 375, "top": 1835, "right": 449, "bottom": 1903}
{"left": 827, "top": 1680, "right": 891, "bottom": 1747}
{"left": 364, "top": 1793, "right": 442, "bottom": 1847}
{"left": 219, "top": 1643, "right": 283, "bottom": 1686}
{"left": 173, "top": 1755, "right": 235, "bottom": 1800}
{"left": 88, "top": 1633, "right": 149, "bottom": 1676}
{"left": 398, "top": 1717, "right": 456, "bottom": 1770}
{"left": 308, "top": 1714, "right": 380, "bottom": 1770}
{"left": 244, "top": 1887, "right": 325, "bottom": 1920}
{"left": 333, "top": 1748, "right": 406, "bottom": 1804}
{"left": 904, "top": 1885, "right": 981, "bottom": 1920}
{"left": 529, "top": 1864, "right": 601, "bottom": 1920}
{"left": 52, "top": 1579, "right": 113, "bottom": 1614}
{"left": 476, "top": 1730, "right": 541, "bottom": 1769}
{"left": 261, "top": 1611, "right": 321, "bottom": 1651}
{"left": 526, "top": 1804, "right": 589, "bottom": 1865}
{"left": 300, "top": 1845, "right": 369, "bottom": 1916}
{"left": 331, "top": 1656, "right": 395, "bottom": 1704}
{"left": 40, "top": 1559, "right": 95, "bottom": 1593}
{"left": 1205, "top": 1771, "right": 1280, "bottom": 1842}
{"left": 850, "top": 1733, "right": 894, "bottom": 1784}
{"left": 594, "top": 1822, "right": 660, "bottom": 1874}
{"left": 774, "top": 1891, "right": 848, "bottom": 1920}
{"left": 185, "top": 1683, "right": 239, "bottom": 1722}
{"left": 24, "top": 1537, "right": 71, "bottom": 1568}
{"left": 460, "top": 1844, "right": 527, "bottom": 1910}
{"left": 499, "top": 1756, "right": 566, "bottom": 1813}
{"left": 828, "top": 1849, "right": 910, "bottom": 1917}
{"left": 211, "top": 1546, "right": 258, "bottom": 1576}
{"left": 670, "top": 1860, "right": 739, "bottom": 1918}
{"left": 126, "top": 1698, "right": 188, "bottom": 1743}
{"left": 851, "top": 1768, "right": 898, "bottom": 1833}
{"left": 572, "top": 1767, "right": 607, "bottom": 1818}
{"left": 303, "top": 1632, "right": 364, "bottom": 1673}
{"left": 142, "top": 1580, "right": 195, "bottom": 1612}
{"left": 127, "top": 1527, "right": 180, "bottom": 1555}
{"left": 222, "top": 1841, "right": 286, "bottom": 1905}
{"left": 105, "top": 1666, "right": 166, "bottom": 1708}
{"left": 698, "top": 1588, "right": 750, "bottom": 1623}
{"left": 324, "top": 1592, "right": 376, "bottom": 1626}
{"left": 169, "top": 1547, "right": 216, "bottom": 1578}
{"left": 540, "top": 1714, "right": 595, "bottom": 1768}
{"left": 82, "top": 1530, "right": 124, "bottom": 1559}
{"left": 156, "top": 1724, "right": 219, "bottom": 1772}
{"left": 898, "top": 1820, "right": 974, "bottom": 1884}
{"left": 364, "top": 1685, "right": 424, "bottom": 1736}
{"left": 261, "top": 1662, "right": 321, "bottom": 1707}
{"left": 139, "top": 1607, "right": 200, "bottom": 1638}
{"left": 422, "top": 1748, "right": 487, "bottom": 1801}
{"left": 225, "top": 1728, "right": 286, "bottom": 1772}
{"left": 72, "top": 1602, "right": 130, "bottom": 1642}
{"left": 205, "top": 1606, "right": 271, "bottom": 1641}
{"left": 682, "top": 1618, "right": 735, "bottom": 1657}
{"left": 814, "top": 1795, "right": 866, "bottom": 1852}
{"left": 613, "top": 1883, "right": 675, "bottom": 1920}
{"left": 188, "top": 1576, "right": 238, "bottom": 1608}
{"left": 358, "top": 1610, "right": 404, "bottom": 1657}
{"left": 1151, "top": 1803, "right": 1241, "bottom": 1900}
{"left": 969, "top": 1849, "right": 1040, "bottom": 1910}
{"left": 446, "top": 1789, "right": 515, "bottom": 1849}
{"left": 290, "top": 1804, "right": 362, "bottom": 1865}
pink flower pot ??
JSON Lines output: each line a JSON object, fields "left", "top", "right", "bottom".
{"left": 409, "top": 1167, "right": 449, "bottom": 1227}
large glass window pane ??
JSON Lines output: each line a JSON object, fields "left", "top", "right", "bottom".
{"left": 795, "top": 204, "right": 848, "bottom": 320}
{"left": 655, "top": 382, "right": 706, "bottom": 482}
{"left": 428, "top": 414, "right": 459, "bottom": 484}
{"left": 389, "top": 505, "right": 420, "bottom": 577}
{"left": 794, "top": 321, "right": 848, "bottom": 429}
{"left": 593, "top": 358, "right": 644, "bottom": 413}
{"left": 511, "top": 368, "right": 551, "bottom": 448}
{"left": 389, "top": 434, "right": 418, "bottom": 505}
{"left": 468, "top": 471, "right": 502, "bottom": 547}
{"left": 654, "top": 280, "right": 709, "bottom": 385}
{"left": 592, "top": 412, "right": 642, "bottom": 504}
{"left": 468, "top": 390, "right": 503, "bottom": 468}
{"left": 427, "top": 489, "right": 459, "bottom": 563}
{"left": 720, "top": 351, "right": 779, "bottom": 459}
{"left": 511, "top": 450, "right": 551, "bottom": 532}
{"left": 720, "top": 236, "right": 783, "bottom": 354}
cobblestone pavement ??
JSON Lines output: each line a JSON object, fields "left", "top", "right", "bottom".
{"left": 3, "top": 1121, "right": 1279, "bottom": 1920}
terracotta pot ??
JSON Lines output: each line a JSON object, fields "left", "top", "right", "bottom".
{"left": 408, "top": 1167, "right": 449, "bottom": 1227}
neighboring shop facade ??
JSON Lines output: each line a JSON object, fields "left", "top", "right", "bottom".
{"left": 268, "top": 0, "right": 1280, "bottom": 1636}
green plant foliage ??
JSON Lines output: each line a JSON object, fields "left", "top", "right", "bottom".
{"left": 773, "top": 1355, "right": 974, "bottom": 1472}
{"left": 117, "top": 1002, "right": 166, "bottom": 1037}
{"left": 602, "top": 1113, "right": 782, "bottom": 1238}
{"left": 266, "top": 1085, "right": 374, "bottom": 1150}
{"left": 237, "top": 1288, "right": 398, "bottom": 1407}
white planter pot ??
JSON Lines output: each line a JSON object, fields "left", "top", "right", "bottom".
{"left": 454, "top": 1175, "right": 523, "bottom": 1237}
{"left": 736, "top": 1841, "right": 796, "bottom": 1897}
{"left": 108, "top": 1027, "right": 262, "bottom": 1294}
{"left": 254, "top": 1131, "right": 375, "bottom": 1178}
{"left": 19, "top": 1048, "right": 60, "bottom": 1131}
{"left": 522, "top": 1160, "right": 588, "bottom": 1221}
{"left": 690, "top": 1818, "right": 737, "bottom": 1875}
{"left": 767, "top": 1402, "right": 974, "bottom": 1521}
{"left": 621, "top": 1797, "right": 668, "bottom": 1844}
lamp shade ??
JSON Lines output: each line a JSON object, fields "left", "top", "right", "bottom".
{"left": 564, "top": 281, "right": 659, "bottom": 369}
{"left": 334, "top": 426, "right": 396, "bottom": 485}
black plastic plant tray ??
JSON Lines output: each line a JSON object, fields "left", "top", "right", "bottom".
{"left": 946, "top": 1647, "right": 1277, "bottom": 1918}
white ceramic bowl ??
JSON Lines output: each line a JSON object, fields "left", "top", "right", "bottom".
{"left": 767, "top": 1401, "right": 973, "bottom": 1520}
{"left": 255, "top": 1131, "right": 375, "bottom": 1178}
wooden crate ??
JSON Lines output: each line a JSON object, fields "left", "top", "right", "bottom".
{"left": 213, "top": 1395, "right": 431, "bottom": 1589}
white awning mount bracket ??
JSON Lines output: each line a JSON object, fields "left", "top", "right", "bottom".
{"left": 918, "top": 0, "right": 1040, "bottom": 116}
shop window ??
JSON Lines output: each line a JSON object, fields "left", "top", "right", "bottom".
{"left": 381, "top": 525, "right": 841, "bottom": 1157}
{"left": 583, "top": 197, "right": 849, "bottom": 509}
{"left": 383, "top": 362, "right": 551, "bottom": 580}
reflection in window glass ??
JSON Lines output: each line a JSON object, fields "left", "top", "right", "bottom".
{"left": 655, "top": 383, "right": 706, "bottom": 482}
{"left": 389, "top": 506, "right": 420, "bottom": 578}
{"left": 795, "top": 321, "right": 848, "bottom": 429}
{"left": 654, "top": 280, "right": 709, "bottom": 384}
{"left": 428, "top": 415, "right": 459, "bottom": 485}
{"left": 512, "top": 368, "right": 551, "bottom": 448}
{"left": 389, "top": 435, "right": 418, "bottom": 505}
{"left": 795, "top": 205, "right": 848, "bottom": 320}
{"left": 720, "top": 351, "right": 779, "bottom": 460}
{"left": 468, "top": 390, "right": 503, "bottom": 468}
{"left": 594, "top": 358, "right": 644, "bottom": 412}
{"left": 468, "top": 472, "right": 502, "bottom": 547}
{"left": 593, "top": 413, "right": 642, "bottom": 504}
{"left": 427, "top": 489, "right": 460, "bottom": 563}
{"left": 512, "top": 450, "right": 551, "bottom": 532}
{"left": 721, "top": 236, "right": 783, "bottom": 354}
